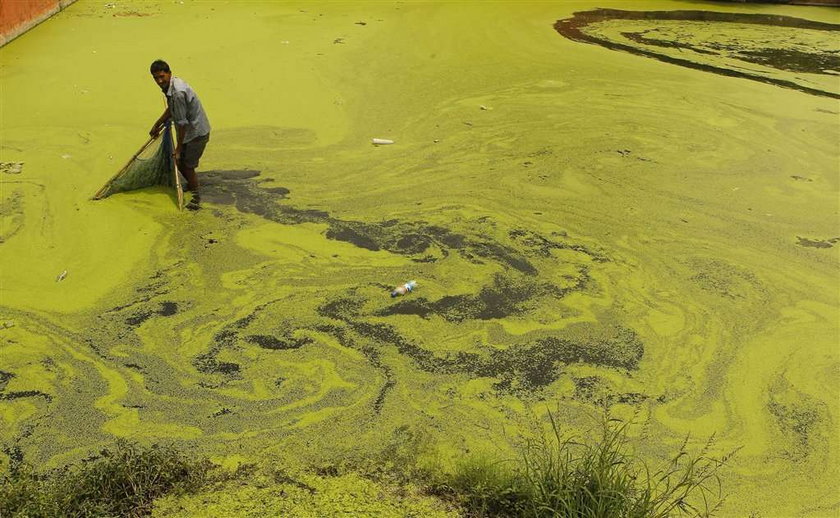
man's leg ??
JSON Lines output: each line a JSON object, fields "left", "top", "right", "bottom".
{"left": 178, "top": 135, "right": 209, "bottom": 193}
{"left": 180, "top": 167, "right": 199, "bottom": 192}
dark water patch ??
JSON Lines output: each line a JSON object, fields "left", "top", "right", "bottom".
{"left": 615, "top": 392, "right": 648, "bottom": 405}
{"left": 740, "top": 48, "right": 840, "bottom": 75}
{"left": 768, "top": 400, "right": 820, "bottom": 460}
{"left": 0, "top": 190, "right": 25, "bottom": 244}
{"left": 346, "top": 320, "right": 463, "bottom": 376}
{"left": 3, "top": 445, "right": 24, "bottom": 474}
{"left": 200, "top": 170, "right": 327, "bottom": 225}
{"left": 200, "top": 170, "right": 539, "bottom": 274}
{"left": 0, "top": 390, "right": 52, "bottom": 402}
{"left": 555, "top": 9, "right": 840, "bottom": 99}
{"left": 377, "top": 298, "right": 437, "bottom": 319}
{"left": 325, "top": 220, "right": 536, "bottom": 274}
{"left": 191, "top": 313, "right": 256, "bottom": 377}
{"left": 210, "top": 362, "right": 240, "bottom": 376}
{"left": 318, "top": 298, "right": 458, "bottom": 374}
{"left": 573, "top": 376, "right": 604, "bottom": 401}
{"left": 263, "top": 186, "right": 290, "bottom": 196}
{"left": 159, "top": 302, "right": 178, "bottom": 316}
{"left": 319, "top": 296, "right": 364, "bottom": 321}
{"left": 372, "top": 367, "right": 396, "bottom": 414}
{"left": 211, "top": 407, "right": 232, "bottom": 417}
{"left": 325, "top": 222, "right": 382, "bottom": 251}
{"left": 396, "top": 233, "right": 435, "bottom": 255}
{"left": 134, "top": 270, "right": 171, "bottom": 296}
{"left": 573, "top": 376, "right": 649, "bottom": 405}
{"left": 246, "top": 334, "right": 313, "bottom": 350}
{"left": 624, "top": 31, "right": 840, "bottom": 74}
{"left": 486, "top": 331, "right": 644, "bottom": 394}
{"left": 796, "top": 236, "right": 839, "bottom": 249}
{"left": 191, "top": 300, "right": 296, "bottom": 378}
{"left": 377, "top": 274, "right": 548, "bottom": 322}
{"left": 551, "top": 266, "right": 592, "bottom": 298}
{"left": 82, "top": 337, "right": 108, "bottom": 358}
{"left": 509, "top": 228, "right": 608, "bottom": 262}
{"left": 105, "top": 271, "right": 170, "bottom": 314}
{"left": 272, "top": 471, "right": 318, "bottom": 494}
{"left": 312, "top": 322, "right": 395, "bottom": 413}
{"left": 193, "top": 355, "right": 241, "bottom": 376}
{"left": 314, "top": 323, "right": 359, "bottom": 349}
{"left": 321, "top": 293, "right": 643, "bottom": 395}
{"left": 767, "top": 376, "right": 826, "bottom": 460}
{"left": 124, "top": 302, "right": 179, "bottom": 326}
{"left": 623, "top": 31, "right": 719, "bottom": 56}
{"left": 466, "top": 241, "right": 535, "bottom": 274}
{"left": 125, "top": 310, "right": 153, "bottom": 326}
{"left": 0, "top": 368, "right": 53, "bottom": 402}
{"left": 689, "top": 258, "right": 764, "bottom": 300}
{"left": 0, "top": 370, "right": 12, "bottom": 391}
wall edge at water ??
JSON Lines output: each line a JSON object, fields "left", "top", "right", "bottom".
{"left": 0, "top": 0, "right": 78, "bottom": 48}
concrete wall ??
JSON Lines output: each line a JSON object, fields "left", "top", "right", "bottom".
{"left": 0, "top": 0, "right": 77, "bottom": 47}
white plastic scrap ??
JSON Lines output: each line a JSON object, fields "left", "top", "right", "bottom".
{"left": 0, "top": 162, "right": 23, "bottom": 174}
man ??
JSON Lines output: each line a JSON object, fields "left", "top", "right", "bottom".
{"left": 149, "top": 59, "right": 210, "bottom": 206}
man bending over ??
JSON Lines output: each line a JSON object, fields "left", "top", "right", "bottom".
{"left": 149, "top": 59, "right": 211, "bottom": 205}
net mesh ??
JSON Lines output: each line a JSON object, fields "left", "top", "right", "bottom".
{"left": 94, "top": 124, "right": 182, "bottom": 206}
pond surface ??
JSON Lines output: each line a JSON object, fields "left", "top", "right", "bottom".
{"left": 1, "top": 1, "right": 838, "bottom": 515}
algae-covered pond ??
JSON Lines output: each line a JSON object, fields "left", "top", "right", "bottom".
{"left": 1, "top": 1, "right": 838, "bottom": 516}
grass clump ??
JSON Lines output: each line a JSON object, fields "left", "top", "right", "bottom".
{"left": 0, "top": 440, "right": 211, "bottom": 517}
{"left": 439, "top": 414, "right": 735, "bottom": 518}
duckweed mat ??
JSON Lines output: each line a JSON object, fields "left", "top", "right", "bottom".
{"left": 1, "top": 1, "right": 838, "bottom": 516}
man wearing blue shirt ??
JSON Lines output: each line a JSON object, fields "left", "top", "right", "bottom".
{"left": 149, "top": 59, "right": 211, "bottom": 202}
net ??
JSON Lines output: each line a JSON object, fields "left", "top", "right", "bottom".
{"left": 93, "top": 123, "right": 184, "bottom": 209}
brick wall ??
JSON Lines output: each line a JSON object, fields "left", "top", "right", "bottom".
{"left": 0, "top": 0, "right": 77, "bottom": 47}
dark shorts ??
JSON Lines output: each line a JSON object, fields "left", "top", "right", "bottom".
{"left": 178, "top": 134, "right": 209, "bottom": 170}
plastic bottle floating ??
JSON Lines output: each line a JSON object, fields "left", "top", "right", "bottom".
{"left": 391, "top": 280, "right": 417, "bottom": 298}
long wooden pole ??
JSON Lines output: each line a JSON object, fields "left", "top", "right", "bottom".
{"left": 170, "top": 126, "right": 184, "bottom": 210}
{"left": 92, "top": 133, "right": 159, "bottom": 200}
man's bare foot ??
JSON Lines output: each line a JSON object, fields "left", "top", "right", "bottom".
{"left": 186, "top": 191, "right": 201, "bottom": 211}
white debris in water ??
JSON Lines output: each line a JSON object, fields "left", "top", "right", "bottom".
{"left": 0, "top": 162, "right": 23, "bottom": 174}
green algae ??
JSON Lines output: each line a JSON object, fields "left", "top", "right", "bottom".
{"left": 1, "top": 1, "right": 839, "bottom": 516}
{"left": 556, "top": 9, "right": 840, "bottom": 98}
{"left": 151, "top": 471, "right": 457, "bottom": 518}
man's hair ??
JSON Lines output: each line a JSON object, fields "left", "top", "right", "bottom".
{"left": 150, "top": 59, "right": 170, "bottom": 74}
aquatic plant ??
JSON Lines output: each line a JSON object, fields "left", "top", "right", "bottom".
{"left": 0, "top": 440, "right": 212, "bottom": 517}
{"left": 438, "top": 414, "right": 735, "bottom": 518}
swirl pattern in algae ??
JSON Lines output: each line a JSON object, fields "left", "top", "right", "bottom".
{"left": 1, "top": 1, "right": 838, "bottom": 516}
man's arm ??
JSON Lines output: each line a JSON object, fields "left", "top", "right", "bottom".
{"left": 149, "top": 106, "right": 171, "bottom": 137}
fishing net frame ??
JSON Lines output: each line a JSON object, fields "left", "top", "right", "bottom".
{"left": 92, "top": 122, "right": 184, "bottom": 210}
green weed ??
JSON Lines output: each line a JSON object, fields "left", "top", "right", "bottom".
{"left": 439, "top": 413, "right": 736, "bottom": 518}
{"left": 0, "top": 440, "right": 212, "bottom": 518}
